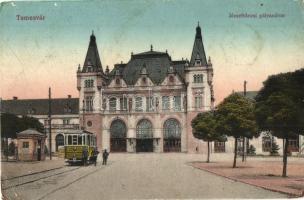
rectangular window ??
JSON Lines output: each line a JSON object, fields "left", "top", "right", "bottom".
{"left": 262, "top": 136, "right": 272, "bottom": 152}
{"left": 120, "top": 97, "right": 127, "bottom": 111}
{"left": 162, "top": 96, "right": 170, "bottom": 110}
{"left": 214, "top": 141, "right": 225, "bottom": 153}
{"left": 135, "top": 97, "right": 143, "bottom": 112}
{"left": 195, "top": 96, "right": 202, "bottom": 108}
{"left": 146, "top": 97, "right": 154, "bottom": 112}
{"left": 63, "top": 119, "right": 70, "bottom": 125}
{"left": 194, "top": 74, "right": 203, "bottom": 83}
{"left": 173, "top": 96, "right": 181, "bottom": 111}
{"left": 44, "top": 119, "right": 49, "bottom": 126}
{"left": 22, "top": 142, "right": 29, "bottom": 148}
{"left": 109, "top": 98, "right": 117, "bottom": 112}
{"left": 84, "top": 96, "right": 93, "bottom": 112}
{"left": 288, "top": 137, "right": 299, "bottom": 152}
{"left": 84, "top": 79, "right": 94, "bottom": 88}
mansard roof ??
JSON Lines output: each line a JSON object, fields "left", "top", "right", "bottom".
{"left": 82, "top": 32, "right": 103, "bottom": 73}
{"left": 190, "top": 24, "right": 208, "bottom": 67}
{"left": 108, "top": 49, "right": 187, "bottom": 85}
{"left": 1, "top": 98, "right": 79, "bottom": 115}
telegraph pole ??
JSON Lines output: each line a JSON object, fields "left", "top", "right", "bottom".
{"left": 48, "top": 87, "right": 52, "bottom": 160}
{"left": 82, "top": 100, "right": 85, "bottom": 130}
{"left": 242, "top": 81, "right": 247, "bottom": 162}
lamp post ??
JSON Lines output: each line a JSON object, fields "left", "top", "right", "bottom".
{"left": 242, "top": 81, "right": 247, "bottom": 162}
{"left": 48, "top": 87, "right": 52, "bottom": 160}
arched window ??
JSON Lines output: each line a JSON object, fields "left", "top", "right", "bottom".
{"left": 109, "top": 98, "right": 117, "bottom": 112}
{"left": 136, "top": 119, "right": 153, "bottom": 138}
{"left": 110, "top": 120, "right": 127, "bottom": 138}
{"left": 163, "top": 119, "right": 181, "bottom": 139}
{"left": 135, "top": 97, "right": 143, "bottom": 112}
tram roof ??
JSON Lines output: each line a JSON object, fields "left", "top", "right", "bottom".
{"left": 61, "top": 129, "right": 94, "bottom": 135}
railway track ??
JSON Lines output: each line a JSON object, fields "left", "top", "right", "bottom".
{"left": 1, "top": 166, "right": 81, "bottom": 190}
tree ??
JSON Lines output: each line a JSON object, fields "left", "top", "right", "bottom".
{"left": 270, "top": 139, "right": 280, "bottom": 156}
{"left": 255, "top": 69, "right": 304, "bottom": 177}
{"left": 216, "top": 93, "right": 258, "bottom": 168}
{"left": 1, "top": 113, "right": 44, "bottom": 138}
{"left": 192, "top": 111, "right": 226, "bottom": 163}
{"left": 1, "top": 113, "right": 44, "bottom": 160}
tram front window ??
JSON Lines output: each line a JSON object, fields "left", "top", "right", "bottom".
{"left": 78, "top": 135, "right": 82, "bottom": 145}
{"left": 68, "top": 135, "right": 72, "bottom": 145}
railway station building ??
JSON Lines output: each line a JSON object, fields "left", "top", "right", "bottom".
{"left": 77, "top": 24, "right": 214, "bottom": 153}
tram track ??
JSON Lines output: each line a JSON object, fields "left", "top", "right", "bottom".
{"left": 37, "top": 163, "right": 109, "bottom": 200}
{"left": 2, "top": 166, "right": 82, "bottom": 190}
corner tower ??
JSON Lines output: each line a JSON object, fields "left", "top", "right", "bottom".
{"left": 77, "top": 31, "right": 108, "bottom": 149}
{"left": 185, "top": 23, "right": 215, "bottom": 153}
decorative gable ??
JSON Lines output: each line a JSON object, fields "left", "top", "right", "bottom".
{"left": 134, "top": 76, "right": 154, "bottom": 87}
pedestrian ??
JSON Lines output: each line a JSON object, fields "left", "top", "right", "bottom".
{"left": 92, "top": 148, "right": 99, "bottom": 166}
{"left": 102, "top": 149, "right": 109, "bottom": 165}
{"left": 82, "top": 148, "right": 88, "bottom": 166}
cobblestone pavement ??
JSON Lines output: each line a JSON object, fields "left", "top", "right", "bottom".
{"left": 1, "top": 157, "right": 65, "bottom": 180}
{"left": 2, "top": 153, "right": 288, "bottom": 199}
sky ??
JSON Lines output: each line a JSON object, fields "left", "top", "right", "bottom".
{"left": 0, "top": 0, "right": 303, "bottom": 104}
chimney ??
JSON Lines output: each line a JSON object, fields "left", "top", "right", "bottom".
{"left": 68, "top": 95, "right": 71, "bottom": 99}
{"left": 13, "top": 96, "right": 18, "bottom": 100}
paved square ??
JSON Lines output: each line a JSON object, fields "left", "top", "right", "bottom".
{"left": 2, "top": 154, "right": 288, "bottom": 199}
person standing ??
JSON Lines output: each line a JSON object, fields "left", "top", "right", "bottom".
{"left": 102, "top": 149, "right": 109, "bottom": 165}
{"left": 82, "top": 148, "right": 88, "bottom": 166}
{"left": 92, "top": 148, "right": 99, "bottom": 166}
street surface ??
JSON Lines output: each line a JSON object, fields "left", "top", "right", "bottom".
{"left": 2, "top": 153, "right": 287, "bottom": 199}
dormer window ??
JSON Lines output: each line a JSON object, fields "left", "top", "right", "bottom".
{"left": 116, "top": 78, "right": 120, "bottom": 85}
{"left": 169, "top": 75, "right": 174, "bottom": 83}
{"left": 142, "top": 77, "right": 147, "bottom": 84}
{"left": 195, "top": 60, "right": 201, "bottom": 65}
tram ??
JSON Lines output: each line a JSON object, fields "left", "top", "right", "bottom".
{"left": 63, "top": 130, "right": 97, "bottom": 165}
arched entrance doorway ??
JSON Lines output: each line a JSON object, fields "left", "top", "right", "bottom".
{"left": 136, "top": 119, "right": 153, "bottom": 152}
{"left": 55, "top": 134, "right": 64, "bottom": 152}
{"left": 163, "top": 119, "right": 181, "bottom": 152}
{"left": 110, "top": 119, "right": 127, "bottom": 152}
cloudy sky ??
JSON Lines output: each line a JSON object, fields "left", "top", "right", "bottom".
{"left": 0, "top": 0, "right": 303, "bottom": 104}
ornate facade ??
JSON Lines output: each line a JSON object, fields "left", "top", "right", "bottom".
{"left": 77, "top": 25, "right": 214, "bottom": 153}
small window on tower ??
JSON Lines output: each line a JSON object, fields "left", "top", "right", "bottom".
{"left": 169, "top": 76, "right": 174, "bottom": 83}
{"left": 116, "top": 78, "right": 120, "bottom": 85}
{"left": 142, "top": 77, "right": 147, "bottom": 84}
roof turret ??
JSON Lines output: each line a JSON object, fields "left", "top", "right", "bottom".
{"left": 190, "top": 22, "right": 208, "bottom": 67}
{"left": 82, "top": 31, "right": 104, "bottom": 73}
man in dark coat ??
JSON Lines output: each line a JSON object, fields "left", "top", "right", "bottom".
{"left": 92, "top": 148, "right": 99, "bottom": 166}
{"left": 82, "top": 148, "right": 88, "bottom": 166}
{"left": 102, "top": 149, "right": 109, "bottom": 165}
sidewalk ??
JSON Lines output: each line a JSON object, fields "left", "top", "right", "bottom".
{"left": 1, "top": 157, "right": 66, "bottom": 180}
{"left": 190, "top": 159, "right": 304, "bottom": 197}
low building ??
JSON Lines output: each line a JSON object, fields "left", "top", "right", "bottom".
{"left": 1, "top": 96, "right": 80, "bottom": 153}
{"left": 17, "top": 129, "right": 46, "bottom": 161}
